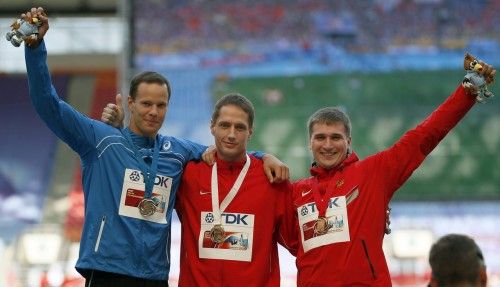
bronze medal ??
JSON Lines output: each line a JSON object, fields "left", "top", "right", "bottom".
{"left": 210, "top": 224, "right": 225, "bottom": 243}
{"left": 138, "top": 198, "right": 157, "bottom": 217}
{"left": 313, "top": 217, "right": 330, "bottom": 236}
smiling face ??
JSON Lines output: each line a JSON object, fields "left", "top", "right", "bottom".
{"left": 309, "top": 121, "right": 351, "bottom": 170}
{"left": 211, "top": 104, "right": 253, "bottom": 162}
{"left": 128, "top": 82, "right": 168, "bottom": 138}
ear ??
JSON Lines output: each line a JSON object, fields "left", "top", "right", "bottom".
{"left": 480, "top": 266, "right": 487, "bottom": 287}
{"left": 210, "top": 121, "right": 215, "bottom": 136}
{"left": 428, "top": 277, "right": 438, "bottom": 287}
{"left": 128, "top": 96, "right": 134, "bottom": 111}
{"left": 248, "top": 127, "right": 253, "bottom": 139}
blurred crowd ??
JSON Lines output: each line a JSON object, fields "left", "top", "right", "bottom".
{"left": 134, "top": 0, "right": 500, "bottom": 55}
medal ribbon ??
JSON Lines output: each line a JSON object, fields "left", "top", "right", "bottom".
{"left": 211, "top": 154, "right": 251, "bottom": 225}
{"left": 122, "top": 128, "right": 160, "bottom": 198}
{"left": 311, "top": 177, "right": 338, "bottom": 218}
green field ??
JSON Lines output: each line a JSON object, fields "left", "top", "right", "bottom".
{"left": 212, "top": 70, "right": 500, "bottom": 200}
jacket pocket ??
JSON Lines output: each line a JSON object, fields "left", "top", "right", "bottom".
{"left": 94, "top": 216, "right": 106, "bottom": 252}
{"left": 341, "top": 238, "right": 378, "bottom": 284}
{"left": 361, "top": 239, "right": 377, "bottom": 280}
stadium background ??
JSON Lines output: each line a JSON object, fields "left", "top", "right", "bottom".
{"left": 1, "top": 0, "right": 499, "bottom": 286}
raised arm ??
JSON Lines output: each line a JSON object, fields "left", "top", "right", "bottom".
{"left": 372, "top": 55, "right": 496, "bottom": 198}
{"left": 23, "top": 7, "right": 96, "bottom": 154}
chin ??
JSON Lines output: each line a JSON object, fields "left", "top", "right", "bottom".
{"left": 220, "top": 151, "right": 244, "bottom": 161}
{"left": 143, "top": 129, "right": 158, "bottom": 137}
{"left": 319, "top": 161, "right": 337, "bottom": 170}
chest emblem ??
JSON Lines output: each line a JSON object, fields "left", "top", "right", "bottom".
{"left": 336, "top": 179, "right": 344, "bottom": 188}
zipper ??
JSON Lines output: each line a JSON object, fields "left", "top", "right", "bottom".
{"left": 94, "top": 216, "right": 106, "bottom": 252}
{"left": 166, "top": 231, "right": 170, "bottom": 264}
{"left": 361, "top": 239, "right": 377, "bottom": 280}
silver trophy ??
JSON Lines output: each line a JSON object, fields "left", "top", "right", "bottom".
{"left": 5, "top": 17, "right": 42, "bottom": 47}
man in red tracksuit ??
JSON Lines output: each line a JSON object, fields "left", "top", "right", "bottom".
{"left": 291, "top": 60, "right": 496, "bottom": 286}
{"left": 175, "top": 93, "right": 297, "bottom": 286}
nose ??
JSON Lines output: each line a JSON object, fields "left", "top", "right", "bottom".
{"left": 149, "top": 105, "right": 159, "bottom": 117}
{"left": 323, "top": 138, "right": 334, "bottom": 149}
{"left": 227, "top": 127, "right": 236, "bottom": 140}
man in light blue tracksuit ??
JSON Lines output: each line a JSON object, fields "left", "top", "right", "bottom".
{"left": 21, "top": 7, "right": 286, "bottom": 287}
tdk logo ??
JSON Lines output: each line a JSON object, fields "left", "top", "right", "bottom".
{"left": 151, "top": 175, "right": 171, "bottom": 188}
{"left": 128, "top": 171, "right": 141, "bottom": 181}
{"left": 300, "top": 198, "right": 340, "bottom": 215}
{"left": 205, "top": 213, "right": 215, "bottom": 223}
{"left": 300, "top": 206, "right": 308, "bottom": 216}
{"left": 222, "top": 213, "right": 248, "bottom": 225}
{"left": 131, "top": 172, "right": 171, "bottom": 188}
{"left": 129, "top": 171, "right": 141, "bottom": 182}
{"left": 204, "top": 212, "right": 249, "bottom": 225}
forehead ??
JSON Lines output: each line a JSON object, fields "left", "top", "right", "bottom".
{"left": 310, "top": 122, "right": 347, "bottom": 136}
{"left": 215, "top": 105, "right": 250, "bottom": 125}
{"left": 136, "top": 82, "right": 169, "bottom": 101}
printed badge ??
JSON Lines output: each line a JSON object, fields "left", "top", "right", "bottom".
{"left": 297, "top": 196, "right": 350, "bottom": 252}
{"left": 198, "top": 211, "right": 254, "bottom": 262}
{"left": 118, "top": 168, "right": 172, "bottom": 223}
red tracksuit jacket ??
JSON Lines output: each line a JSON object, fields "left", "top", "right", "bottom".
{"left": 291, "top": 85, "right": 475, "bottom": 286}
{"left": 176, "top": 155, "right": 297, "bottom": 287}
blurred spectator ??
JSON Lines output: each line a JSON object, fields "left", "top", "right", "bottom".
{"left": 134, "top": 0, "right": 500, "bottom": 56}
{"left": 428, "top": 234, "right": 487, "bottom": 287}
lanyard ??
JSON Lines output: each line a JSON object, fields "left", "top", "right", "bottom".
{"left": 121, "top": 128, "right": 160, "bottom": 198}
{"left": 211, "top": 154, "right": 250, "bottom": 225}
{"left": 311, "top": 177, "right": 338, "bottom": 218}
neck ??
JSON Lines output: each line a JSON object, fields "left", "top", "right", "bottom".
{"left": 218, "top": 152, "right": 247, "bottom": 163}
{"left": 126, "top": 128, "right": 156, "bottom": 149}
{"left": 315, "top": 161, "right": 341, "bottom": 170}
{"left": 128, "top": 126, "right": 156, "bottom": 139}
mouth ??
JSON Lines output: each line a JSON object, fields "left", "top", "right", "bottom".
{"left": 320, "top": 151, "right": 337, "bottom": 157}
{"left": 145, "top": 119, "right": 159, "bottom": 126}
{"left": 222, "top": 141, "right": 237, "bottom": 148}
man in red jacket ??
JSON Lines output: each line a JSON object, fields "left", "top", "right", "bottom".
{"left": 291, "top": 58, "right": 496, "bottom": 286}
{"left": 175, "top": 93, "right": 297, "bottom": 286}
{"left": 100, "top": 91, "right": 295, "bottom": 285}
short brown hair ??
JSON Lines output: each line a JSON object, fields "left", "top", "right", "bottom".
{"left": 129, "top": 71, "right": 171, "bottom": 102}
{"left": 307, "top": 107, "right": 351, "bottom": 138}
{"left": 429, "top": 234, "right": 485, "bottom": 286}
{"left": 211, "top": 93, "right": 255, "bottom": 128}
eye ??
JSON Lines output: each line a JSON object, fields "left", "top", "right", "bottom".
{"left": 235, "top": 124, "right": 247, "bottom": 131}
{"left": 314, "top": 135, "right": 326, "bottom": 140}
{"left": 219, "top": 122, "right": 230, "bottom": 128}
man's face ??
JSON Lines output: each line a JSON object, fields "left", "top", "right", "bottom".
{"left": 128, "top": 82, "right": 168, "bottom": 138}
{"left": 211, "top": 104, "right": 252, "bottom": 162}
{"left": 309, "top": 122, "right": 351, "bottom": 170}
